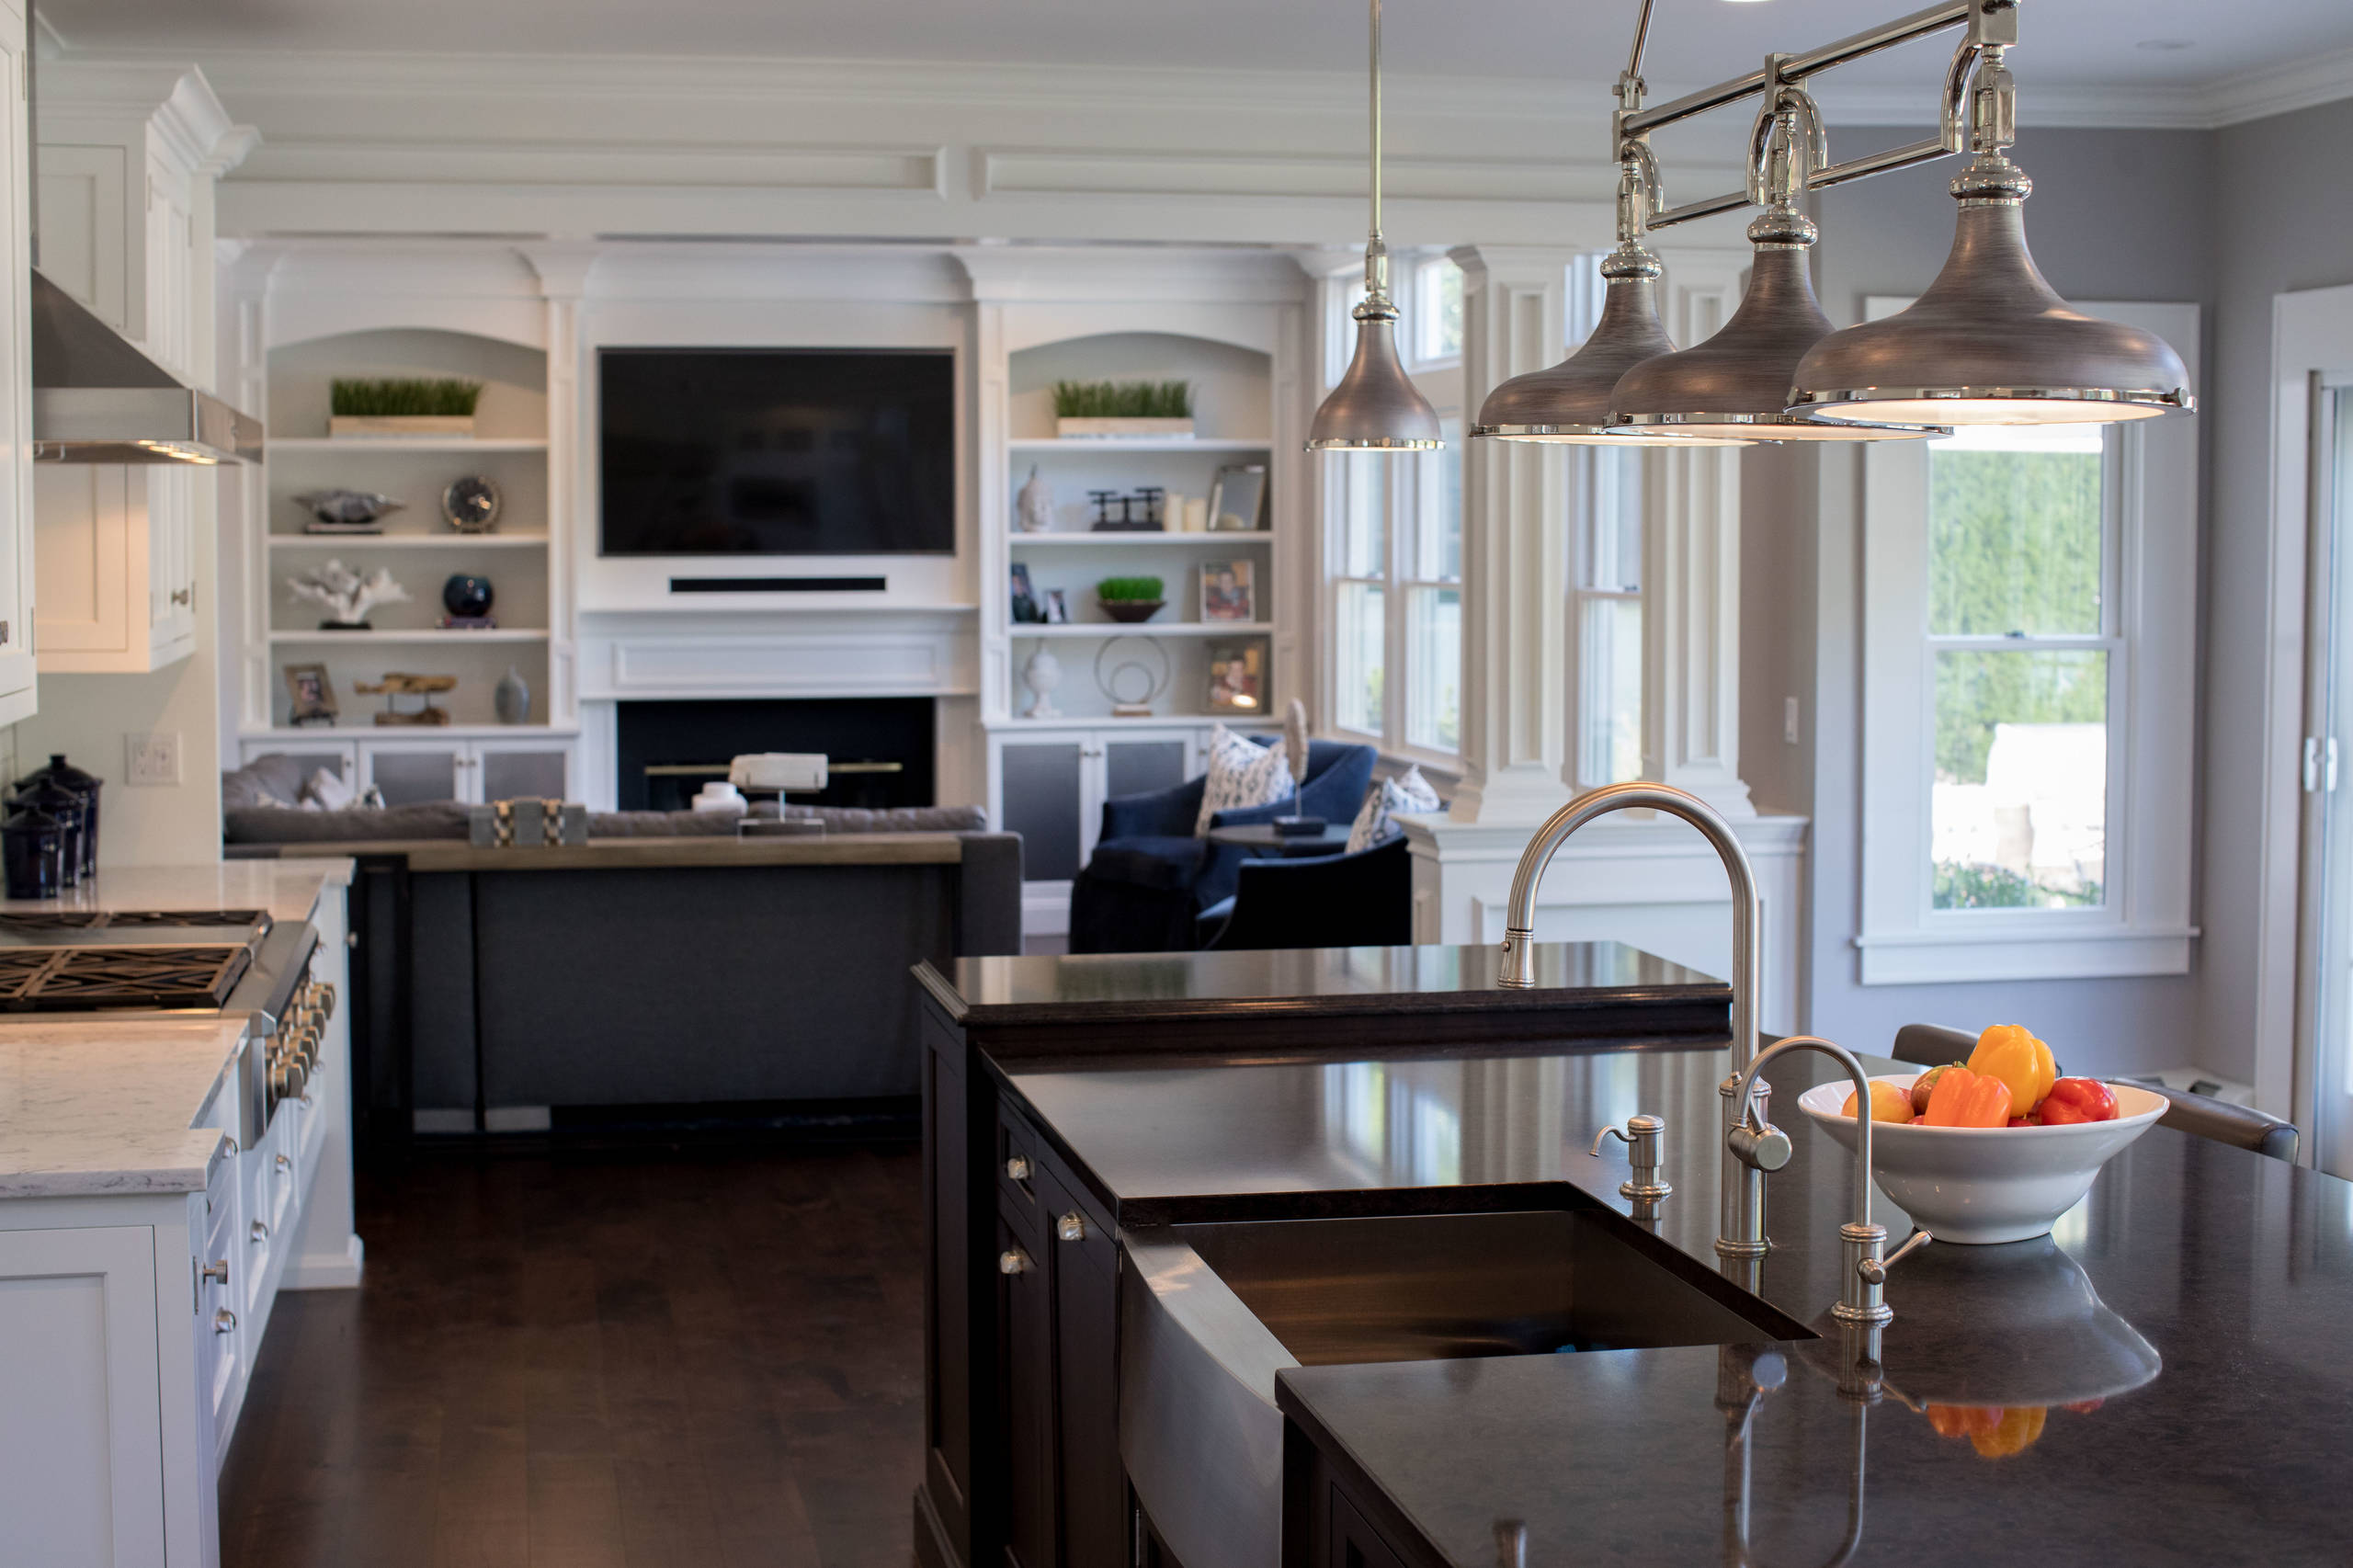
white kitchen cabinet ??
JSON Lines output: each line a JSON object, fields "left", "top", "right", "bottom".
{"left": 0, "top": 0, "right": 38, "bottom": 722}
{"left": 0, "top": 1225, "right": 170, "bottom": 1566}
{"left": 32, "top": 63, "right": 247, "bottom": 674}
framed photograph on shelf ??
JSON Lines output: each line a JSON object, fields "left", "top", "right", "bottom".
{"left": 1041, "top": 588, "right": 1071, "bottom": 624}
{"left": 283, "top": 662, "right": 339, "bottom": 726}
{"left": 1200, "top": 559, "right": 1255, "bottom": 623}
{"left": 1206, "top": 464, "right": 1267, "bottom": 533}
{"left": 1011, "top": 562, "right": 1042, "bottom": 624}
{"left": 1207, "top": 644, "right": 1265, "bottom": 714}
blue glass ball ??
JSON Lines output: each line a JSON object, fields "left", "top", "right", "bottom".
{"left": 441, "top": 574, "right": 494, "bottom": 619}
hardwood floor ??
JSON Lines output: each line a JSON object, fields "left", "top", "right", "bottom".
{"left": 220, "top": 1141, "right": 925, "bottom": 1568}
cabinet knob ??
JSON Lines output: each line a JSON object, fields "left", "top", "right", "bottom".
{"left": 170, "top": 587, "right": 192, "bottom": 607}
{"left": 998, "top": 1248, "right": 1032, "bottom": 1276}
{"left": 200, "top": 1258, "right": 230, "bottom": 1286}
{"left": 214, "top": 1308, "right": 238, "bottom": 1335}
{"left": 250, "top": 1220, "right": 269, "bottom": 1243}
{"left": 1056, "top": 1211, "right": 1087, "bottom": 1243}
{"left": 1004, "top": 1154, "right": 1031, "bottom": 1182}
{"left": 276, "top": 1153, "right": 291, "bottom": 1171}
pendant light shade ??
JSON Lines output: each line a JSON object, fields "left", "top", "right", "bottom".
{"left": 1608, "top": 204, "right": 1941, "bottom": 443}
{"left": 1471, "top": 243, "right": 1745, "bottom": 447}
{"left": 1308, "top": 290, "right": 1443, "bottom": 451}
{"left": 1789, "top": 153, "right": 2193, "bottom": 426}
{"left": 1308, "top": 0, "right": 1442, "bottom": 453}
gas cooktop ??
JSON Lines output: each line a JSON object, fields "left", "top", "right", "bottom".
{"left": 0, "top": 910, "right": 272, "bottom": 948}
{"left": 0, "top": 944, "right": 255, "bottom": 1011}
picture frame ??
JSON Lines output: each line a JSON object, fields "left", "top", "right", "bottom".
{"left": 1041, "top": 587, "right": 1071, "bottom": 624}
{"left": 1010, "top": 562, "right": 1042, "bottom": 624}
{"left": 1205, "top": 464, "right": 1268, "bottom": 533}
{"left": 283, "top": 662, "right": 338, "bottom": 726}
{"left": 1206, "top": 643, "right": 1265, "bottom": 714}
{"left": 1199, "top": 559, "right": 1255, "bottom": 623}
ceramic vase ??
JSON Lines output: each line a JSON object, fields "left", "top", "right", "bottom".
{"left": 494, "top": 665, "right": 531, "bottom": 725}
{"left": 1017, "top": 465, "right": 1054, "bottom": 533}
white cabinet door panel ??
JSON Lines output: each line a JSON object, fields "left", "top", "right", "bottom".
{"left": 0, "top": 1226, "right": 166, "bottom": 1568}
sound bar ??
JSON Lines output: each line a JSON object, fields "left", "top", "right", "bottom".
{"left": 668, "top": 576, "right": 888, "bottom": 594}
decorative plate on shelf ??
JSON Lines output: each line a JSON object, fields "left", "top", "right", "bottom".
{"left": 441, "top": 475, "right": 503, "bottom": 534}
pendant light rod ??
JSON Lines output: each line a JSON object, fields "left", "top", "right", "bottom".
{"left": 1617, "top": 0, "right": 2015, "bottom": 232}
{"left": 1364, "top": 0, "right": 1384, "bottom": 292}
{"left": 1624, "top": 0, "right": 1972, "bottom": 137}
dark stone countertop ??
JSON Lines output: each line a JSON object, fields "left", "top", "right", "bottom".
{"left": 919, "top": 940, "right": 1726, "bottom": 1029}
{"left": 1000, "top": 1043, "right": 2353, "bottom": 1565}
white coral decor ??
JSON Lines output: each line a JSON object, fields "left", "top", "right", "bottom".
{"left": 286, "top": 559, "right": 411, "bottom": 625}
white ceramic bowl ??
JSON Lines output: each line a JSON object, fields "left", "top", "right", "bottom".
{"left": 1795, "top": 1074, "right": 2167, "bottom": 1244}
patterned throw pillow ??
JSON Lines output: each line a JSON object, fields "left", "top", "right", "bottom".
{"left": 1194, "top": 724, "right": 1296, "bottom": 835}
{"left": 1347, "top": 765, "right": 1442, "bottom": 852}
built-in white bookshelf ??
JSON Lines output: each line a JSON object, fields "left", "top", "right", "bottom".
{"left": 242, "top": 323, "right": 575, "bottom": 740}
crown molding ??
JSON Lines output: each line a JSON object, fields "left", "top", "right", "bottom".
{"left": 56, "top": 43, "right": 2353, "bottom": 134}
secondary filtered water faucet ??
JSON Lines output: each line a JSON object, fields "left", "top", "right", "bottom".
{"left": 1495, "top": 781, "right": 1768, "bottom": 1256}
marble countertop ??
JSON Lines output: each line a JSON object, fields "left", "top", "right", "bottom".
{"left": 1002, "top": 1044, "right": 2353, "bottom": 1564}
{"left": 0, "top": 1017, "right": 250, "bottom": 1198}
{"left": 1, "top": 858, "right": 352, "bottom": 923}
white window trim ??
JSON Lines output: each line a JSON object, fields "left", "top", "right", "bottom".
{"left": 1857, "top": 298, "right": 2200, "bottom": 985}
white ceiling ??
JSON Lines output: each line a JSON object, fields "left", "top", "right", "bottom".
{"left": 35, "top": 0, "right": 2353, "bottom": 93}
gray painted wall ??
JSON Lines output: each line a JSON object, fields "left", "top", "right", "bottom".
{"left": 1744, "top": 127, "right": 2217, "bottom": 1078}
{"left": 2196, "top": 97, "right": 2353, "bottom": 1088}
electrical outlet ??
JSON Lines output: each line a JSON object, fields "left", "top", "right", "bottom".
{"left": 1783, "top": 697, "right": 1802, "bottom": 746}
{"left": 127, "top": 732, "right": 181, "bottom": 786}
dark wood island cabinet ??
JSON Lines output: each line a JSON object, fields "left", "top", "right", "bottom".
{"left": 912, "top": 942, "right": 1733, "bottom": 1568}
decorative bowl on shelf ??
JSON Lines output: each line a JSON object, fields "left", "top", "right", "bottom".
{"left": 1797, "top": 1073, "right": 2167, "bottom": 1244}
{"left": 1099, "top": 598, "right": 1165, "bottom": 624}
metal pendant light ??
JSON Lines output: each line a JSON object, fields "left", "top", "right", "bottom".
{"left": 1472, "top": 154, "right": 1745, "bottom": 448}
{"left": 1306, "top": 0, "right": 1442, "bottom": 453}
{"left": 1790, "top": 49, "right": 2192, "bottom": 426}
{"left": 1609, "top": 84, "right": 1942, "bottom": 444}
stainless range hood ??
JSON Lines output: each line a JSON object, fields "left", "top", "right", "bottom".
{"left": 30, "top": 269, "right": 263, "bottom": 464}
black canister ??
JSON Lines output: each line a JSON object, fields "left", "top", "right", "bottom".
{"left": 12, "top": 778, "right": 86, "bottom": 886}
{"left": 1, "top": 806, "right": 63, "bottom": 900}
{"left": 15, "top": 754, "right": 101, "bottom": 878}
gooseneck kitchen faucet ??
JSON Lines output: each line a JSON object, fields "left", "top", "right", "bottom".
{"left": 1495, "top": 781, "right": 1769, "bottom": 1258}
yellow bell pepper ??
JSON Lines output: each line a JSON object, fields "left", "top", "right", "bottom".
{"left": 1968, "top": 1024, "right": 2056, "bottom": 1119}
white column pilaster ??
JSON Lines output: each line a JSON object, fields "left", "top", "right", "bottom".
{"left": 519, "top": 243, "right": 599, "bottom": 727}
{"left": 1446, "top": 244, "right": 1579, "bottom": 824}
{"left": 1644, "top": 246, "right": 1755, "bottom": 817}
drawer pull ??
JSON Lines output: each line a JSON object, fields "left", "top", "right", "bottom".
{"left": 276, "top": 1153, "right": 290, "bottom": 1171}
{"left": 250, "top": 1221, "right": 269, "bottom": 1243}
{"left": 200, "top": 1258, "right": 229, "bottom": 1286}
{"left": 1005, "top": 1154, "right": 1031, "bottom": 1182}
{"left": 998, "top": 1248, "right": 1032, "bottom": 1276}
{"left": 213, "top": 1309, "right": 237, "bottom": 1335}
{"left": 1057, "top": 1211, "right": 1087, "bottom": 1244}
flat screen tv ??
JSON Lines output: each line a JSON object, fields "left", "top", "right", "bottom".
{"left": 599, "top": 348, "right": 954, "bottom": 556}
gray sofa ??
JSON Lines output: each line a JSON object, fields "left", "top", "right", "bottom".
{"left": 222, "top": 758, "right": 1022, "bottom": 1137}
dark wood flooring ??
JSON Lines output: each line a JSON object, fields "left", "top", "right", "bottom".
{"left": 219, "top": 1142, "right": 924, "bottom": 1568}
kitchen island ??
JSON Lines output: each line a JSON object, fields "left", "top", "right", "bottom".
{"left": 914, "top": 941, "right": 1736, "bottom": 1568}
{"left": 974, "top": 1024, "right": 2351, "bottom": 1567}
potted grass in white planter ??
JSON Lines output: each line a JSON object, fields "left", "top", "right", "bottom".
{"left": 1053, "top": 380, "right": 1193, "bottom": 439}
{"left": 328, "top": 377, "right": 483, "bottom": 438}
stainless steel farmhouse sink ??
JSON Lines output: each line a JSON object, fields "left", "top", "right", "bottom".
{"left": 1120, "top": 1206, "right": 1802, "bottom": 1568}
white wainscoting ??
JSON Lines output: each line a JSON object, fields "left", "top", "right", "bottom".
{"left": 1402, "top": 811, "right": 1810, "bottom": 1037}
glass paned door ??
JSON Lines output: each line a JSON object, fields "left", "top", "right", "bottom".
{"left": 1923, "top": 426, "right": 2116, "bottom": 911}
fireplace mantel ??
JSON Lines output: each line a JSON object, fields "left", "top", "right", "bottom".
{"left": 576, "top": 607, "right": 980, "bottom": 703}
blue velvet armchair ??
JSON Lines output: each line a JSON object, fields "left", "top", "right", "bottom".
{"left": 1066, "top": 738, "right": 1377, "bottom": 953}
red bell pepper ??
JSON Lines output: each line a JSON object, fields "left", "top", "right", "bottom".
{"left": 2038, "top": 1076, "right": 2120, "bottom": 1125}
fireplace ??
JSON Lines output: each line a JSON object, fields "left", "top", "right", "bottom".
{"left": 616, "top": 698, "right": 936, "bottom": 812}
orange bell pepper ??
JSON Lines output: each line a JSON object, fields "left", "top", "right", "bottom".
{"left": 1924, "top": 1065, "right": 2012, "bottom": 1128}
{"left": 1971, "top": 1406, "right": 2048, "bottom": 1459}
{"left": 1968, "top": 1024, "right": 2057, "bottom": 1119}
